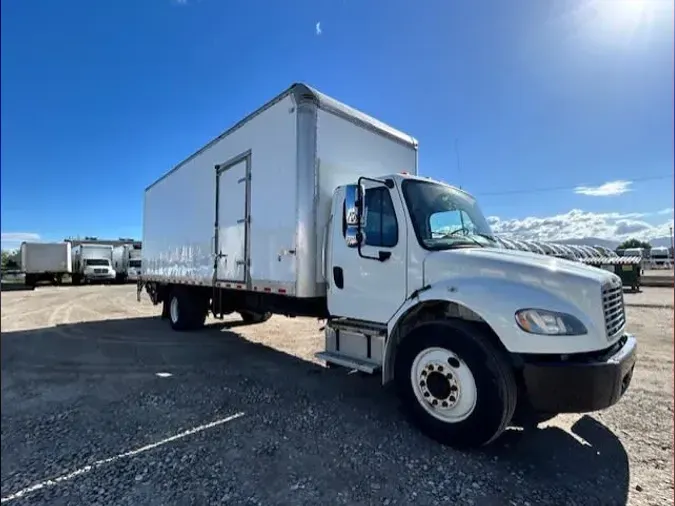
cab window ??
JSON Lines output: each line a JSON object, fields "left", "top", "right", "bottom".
{"left": 363, "top": 187, "right": 398, "bottom": 248}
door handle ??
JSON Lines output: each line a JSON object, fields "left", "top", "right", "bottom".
{"left": 332, "top": 266, "right": 344, "bottom": 289}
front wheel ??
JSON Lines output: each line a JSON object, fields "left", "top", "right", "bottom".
{"left": 394, "top": 320, "right": 517, "bottom": 449}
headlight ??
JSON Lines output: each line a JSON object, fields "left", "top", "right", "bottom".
{"left": 515, "top": 308, "right": 587, "bottom": 336}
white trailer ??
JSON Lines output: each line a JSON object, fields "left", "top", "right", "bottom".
{"left": 71, "top": 244, "right": 116, "bottom": 284}
{"left": 138, "top": 83, "right": 637, "bottom": 449}
{"left": 20, "top": 242, "right": 72, "bottom": 287}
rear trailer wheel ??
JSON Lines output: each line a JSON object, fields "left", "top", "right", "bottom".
{"left": 168, "top": 289, "right": 207, "bottom": 331}
{"left": 239, "top": 311, "right": 272, "bottom": 324}
{"left": 394, "top": 320, "right": 517, "bottom": 449}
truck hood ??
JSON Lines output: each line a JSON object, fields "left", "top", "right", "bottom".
{"left": 422, "top": 247, "right": 625, "bottom": 354}
{"left": 425, "top": 247, "right": 613, "bottom": 284}
{"left": 423, "top": 246, "right": 619, "bottom": 315}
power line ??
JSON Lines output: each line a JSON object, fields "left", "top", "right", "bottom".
{"left": 473, "top": 174, "right": 674, "bottom": 197}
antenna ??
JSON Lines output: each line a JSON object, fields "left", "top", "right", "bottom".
{"left": 454, "top": 138, "right": 463, "bottom": 189}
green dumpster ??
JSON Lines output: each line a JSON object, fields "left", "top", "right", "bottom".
{"left": 579, "top": 256, "right": 642, "bottom": 292}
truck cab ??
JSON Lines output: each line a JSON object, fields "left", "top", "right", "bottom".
{"left": 71, "top": 244, "right": 116, "bottom": 285}
{"left": 127, "top": 258, "right": 142, "bottom": 281}
{"left": 321, "top": 172, "right": 636, "bottom": 447}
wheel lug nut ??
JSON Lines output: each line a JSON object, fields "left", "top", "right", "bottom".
{"left": 432, "top": 400, "right": 438, "bottom": 406}
{"left": 420, "top": 381, "right": 425, "bottom": 387}
{"left": 441, "top": 401, "right": 448, "bottom": 408}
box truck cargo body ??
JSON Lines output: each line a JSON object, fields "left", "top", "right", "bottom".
{"left": 71, "top": 244, "right": 116, "bottom": 284}
{"left": 142, "top": 84, "right": 417, "bottom": 300}
{"left": 20, "top": 242, "right": 72, "bottom": 287}
{"left": 138, "top": 83, "right": 636, "bottom": 449}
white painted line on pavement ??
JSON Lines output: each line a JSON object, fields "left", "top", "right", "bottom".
{"left": 1, "top": 412, "right": 245, "bottom": 503}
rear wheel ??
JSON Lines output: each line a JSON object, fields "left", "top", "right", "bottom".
{"left": 239, "top": 311, "right": 272, "bottom": 324}
{"left": 168, "top": 289, "right": 208, "bottom": 331}
{"left": 71, "top": 274, "right": 81, "bottom": 286}
{"left": 394, "top": 320, "right": 517, "bottom": 449}
{"left": 24, "top": 274, "right": 36, "bottom": 288}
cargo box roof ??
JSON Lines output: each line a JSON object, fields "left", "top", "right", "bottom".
{"left": 146, "top": 83, "right": 419, "bottom": 191}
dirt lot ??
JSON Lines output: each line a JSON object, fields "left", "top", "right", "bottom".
{"left": 1, "top": 285, "right": 673, "bottom": 505}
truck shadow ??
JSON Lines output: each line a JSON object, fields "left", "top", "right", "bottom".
{"left": 1, "top": 316, "right": 630, "bottom": 504}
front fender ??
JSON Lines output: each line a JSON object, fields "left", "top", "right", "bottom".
{"left": 383, "top": 277, "right": 605, "bottom": 383}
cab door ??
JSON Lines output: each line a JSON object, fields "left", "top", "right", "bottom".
{"left": 327, "top": 183, "right": 408, "bottom": 323}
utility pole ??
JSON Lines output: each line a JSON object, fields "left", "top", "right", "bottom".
{"left": 670, "top": 226, "right": 674, "bottom": 261}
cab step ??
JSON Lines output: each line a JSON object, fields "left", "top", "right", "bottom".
{"left": 315, "top": 351, "right": 381, "bottom": 374}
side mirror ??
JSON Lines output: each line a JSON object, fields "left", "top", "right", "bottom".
{"left": 344, "top": 183, "right": 366, "bottom": 248}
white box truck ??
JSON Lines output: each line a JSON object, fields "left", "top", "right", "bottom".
{"left": 20, "top": 242, "right": 72, "bottom": 287}
{"left": 138, "top": 83, "right": 637, "bottom": 449}
{"left": 112, "top": 244, "right": 143, "bottom": 283}
{"left": 71, "top": 244, "right": 116, "bottom": 284}
{"left": 126, "top": 247, "right": 142, "bottom": 282}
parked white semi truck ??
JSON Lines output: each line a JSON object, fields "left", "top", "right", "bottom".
{"left": 71, "top": 244, "right": 116, "bottom": 284}
{"left": 138, "top": 83, "right": 637, "bottom": 449}
{"left": 20, "top": 242, "right": 72, "bottom": 287}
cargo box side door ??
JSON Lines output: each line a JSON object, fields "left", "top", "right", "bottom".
{"left": 215, "top": 153, "right": 250, "bottom": 283}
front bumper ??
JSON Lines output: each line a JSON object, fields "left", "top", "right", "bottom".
{"left": 521, "top": 334, "right": 637, "bottom": 414}
{"left": 85, "top": 273, "right": 116, "bottom": 281}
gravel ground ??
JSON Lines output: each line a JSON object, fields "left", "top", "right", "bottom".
{"left": 624, "top": 287, "right": 674, "bottom": 308}
{"left": 1, "top": 285, "right": 673, "bottom": 505}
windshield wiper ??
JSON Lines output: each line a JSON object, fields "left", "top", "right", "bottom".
{"left": 473, "top": 232, "right": 497, "bottom": 242}
{"left": 437, "top": 232, "right": 484, "bottom": 248}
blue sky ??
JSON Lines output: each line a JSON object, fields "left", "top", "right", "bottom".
{"left": 1, "top": 0, "right": 673, "bottom": 249}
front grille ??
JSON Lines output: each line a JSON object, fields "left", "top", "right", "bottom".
{"left": 602, "top": 282, "right": 625, "bottom": 339}
{"left": 94, "top": 269, "right": 107, "bottom": 274}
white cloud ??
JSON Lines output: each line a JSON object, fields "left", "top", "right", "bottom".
{"left": 1, "top": 232, "right": 40, "bottom": 243}
{"left": 1, "top": 232, "right": 40, "bottom": 251}
{"left": 657, "top": 207, "right": 674, "bottom": 216}
{"left": 488, "top": 209, "right": 672, "bottom": 244}
{"left": 574, "top": 180, "right": 632, "bottom": 197}
{"left": 315, "top": 22, "right": 322, "bottom": 35}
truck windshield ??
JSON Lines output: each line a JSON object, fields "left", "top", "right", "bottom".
{"left": 129, "top": 260, "right": 142, "bottom": 268}
{"left": 401, "top": 179, "right": 496, "bottom": 251}
{"left": 85, "top": 259, "right": 109, "bottom": 266}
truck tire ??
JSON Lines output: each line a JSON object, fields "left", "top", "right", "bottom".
{"left": 394, "top": 320, "right": 517, "bottom": 449}
{"left": 239, "top": 311, "right": 272, "bottom": 324}
{"left": 24, "top": 274, "right": 36, "bottom": 288}
{"left": 71, "top": 274, "right": 81, "bottom": 286}
{"left": 168, "top": 289, "right": 207, "bottom": 331}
